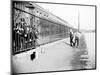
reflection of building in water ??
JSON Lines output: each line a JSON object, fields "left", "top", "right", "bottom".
{"left": 12, "top": 1, "right": 76, "bottom": 55}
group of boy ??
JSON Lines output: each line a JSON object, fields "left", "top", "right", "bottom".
{"left": 13, "top": 18, "right": 38, "bottom": 51}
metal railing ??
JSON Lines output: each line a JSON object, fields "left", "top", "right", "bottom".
{"left": 12, "top": 3, "right": 70, "bottom": 55}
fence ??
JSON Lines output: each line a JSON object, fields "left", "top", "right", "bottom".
{"left": 12, "top": 1, "right": 70, "bottom": 55}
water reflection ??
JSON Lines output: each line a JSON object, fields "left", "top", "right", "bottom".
{"left": 70, "top": 32, "right": 95, "bottom": 70}
{"left": 84, "top": 32, "right": 95, "bottom": 69}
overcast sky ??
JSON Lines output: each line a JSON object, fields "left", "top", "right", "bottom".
{"left": 35, "top": 3, "right": 95, "bottom": 30}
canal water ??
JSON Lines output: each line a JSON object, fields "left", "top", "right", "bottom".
{"left": 84, "top": 32, "right": 95, "bottom": 69}
{"left": 69, "top": 32, "right": 96, "bottom": 70}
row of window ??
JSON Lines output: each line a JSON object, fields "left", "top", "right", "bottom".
{"left": 14, "top": 2, "right": 49, "bottom": 19}
{"left": 36, "top": 10, "right": 49, "bottom": 18}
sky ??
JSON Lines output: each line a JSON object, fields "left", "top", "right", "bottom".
{"left": 35, "top": 3, "right": 95, "bottom": 30}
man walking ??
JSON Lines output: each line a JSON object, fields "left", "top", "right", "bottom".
{"left": 74, "top": 31, "right": 80, "bottom": 47}
{"left": 69, "top": 29, "right": 73, "bottom": 46}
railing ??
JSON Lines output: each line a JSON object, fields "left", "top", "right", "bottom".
{"left": 12, "top": 2, "right": 70, "bottom": 55}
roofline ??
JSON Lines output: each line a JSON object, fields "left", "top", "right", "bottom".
{"left": 12, "top": 0, "right": 96, "bottom": 7}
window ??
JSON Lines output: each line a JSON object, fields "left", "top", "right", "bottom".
{"left": 37, "top": 11, "right": 38, "bottom": 13}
